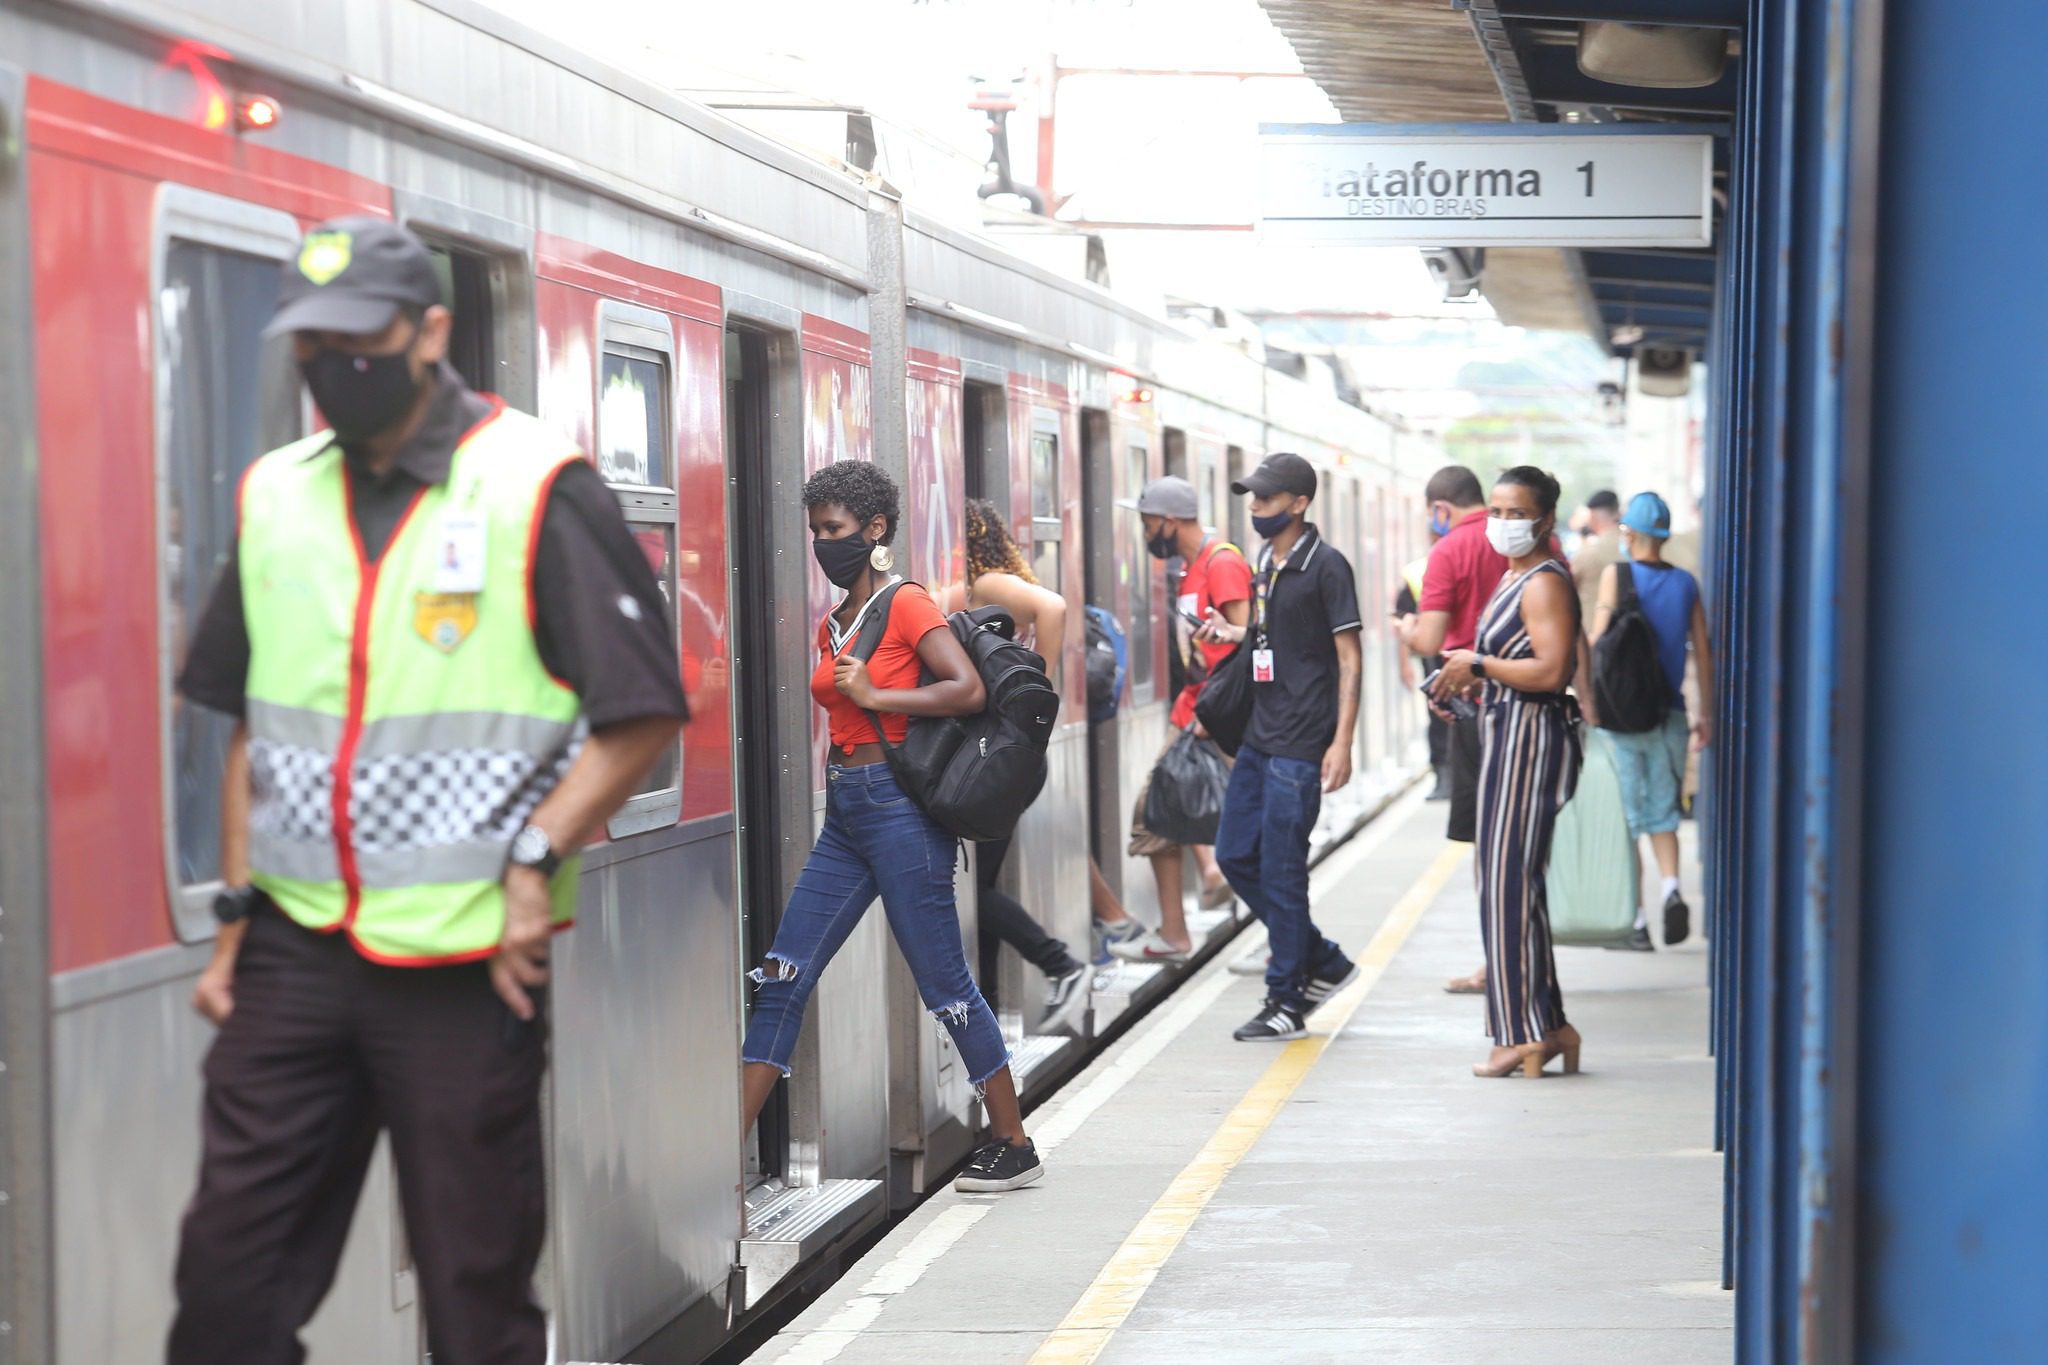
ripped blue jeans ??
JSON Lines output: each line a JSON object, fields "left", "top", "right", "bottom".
{"left": 742, "top": 762, "right": 1011, "bottom": 1087}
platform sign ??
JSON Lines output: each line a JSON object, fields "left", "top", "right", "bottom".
{"left": 1258, "top": 125, "right": 1714, "bottom": 249}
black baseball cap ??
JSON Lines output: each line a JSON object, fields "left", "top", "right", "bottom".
{"left": 263, "top": 216, "right": 444, "bottom": 339}
{"left": 1232, "top": 451, "right": 1318, "bottom": 501}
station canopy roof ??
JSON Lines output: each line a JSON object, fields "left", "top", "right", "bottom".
{"left": 1258, "top": 0, "right": 1736, "bottom": 356}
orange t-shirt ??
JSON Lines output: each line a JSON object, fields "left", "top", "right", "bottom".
{"left": 811, "top": 582, "right": 950, "bottom": 754}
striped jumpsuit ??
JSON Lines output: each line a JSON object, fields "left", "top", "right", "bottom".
{"left": 1474, "top": 559, "right": 1585, "bottom": 1048}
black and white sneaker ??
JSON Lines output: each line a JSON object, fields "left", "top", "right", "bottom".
{"left": 1042, "top": 961, "right": 1089, "bottom": 1033}
{"left": 1303, "top": 954, "right": 1359, "bottom": 1008}
{"left": 1233, "top": 1000, "right": 1307, "bottom": 1042}
{"left": 1663, "top": 890, "right": 1691, "bottom": 947}
{"left": 955, "top": 1138, "right": 1043, "bottom": 1193}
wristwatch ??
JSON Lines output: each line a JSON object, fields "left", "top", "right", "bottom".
{"left": 212, "top": 884, "right": 261, "bottom": 925}
{"left": 1472, "top": 657, "right": 1488, "bottom": 680}
{"left": 509, "top": 823, "right": 561, "bottom": 878}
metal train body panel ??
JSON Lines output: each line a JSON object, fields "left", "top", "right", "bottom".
{"left": 1, "top": 0, "right": 1431, "bottom": 1358}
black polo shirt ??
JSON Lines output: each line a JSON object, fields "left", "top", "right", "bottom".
{"left": 177, "top": 364, "right": 688, "bottom": 731}
{"left": 1243, "top": 524, "right": 1363, "bottom": 763}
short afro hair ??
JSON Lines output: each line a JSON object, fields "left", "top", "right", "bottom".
{"left": 801, "top": 459, "right": 901, "bottom": 544}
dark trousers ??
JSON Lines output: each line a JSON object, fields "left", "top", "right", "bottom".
{"left": 977, "top": 835, "right": 1082, "bottom": 984}
{"left": 1215, "top": 747, "right": 1346, "bottom": 1013}
{"left": 1422, "top": 655, "right": 1450, "bottom": 769}
{"left": 168, "top": 908, "right": 548, "bottom": 1365}
{"left": 1447, "top": 710, "right": 1483, "bottom": 844}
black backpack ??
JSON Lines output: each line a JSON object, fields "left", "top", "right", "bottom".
{"left": 851, "top": 583, "right": 1061, "bottom": 842}
{"left": 1591, "top": 563, "right": 1670, "bottom": 734}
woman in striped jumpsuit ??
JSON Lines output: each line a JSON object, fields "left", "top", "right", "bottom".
{"left": 1431, "top": 466, "right": 1586, "bottom": 1078}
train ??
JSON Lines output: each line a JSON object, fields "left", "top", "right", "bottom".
{"left": 0, "top": 1, "right": 1434, "bottom": 1359}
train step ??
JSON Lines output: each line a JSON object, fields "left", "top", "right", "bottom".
{"left": 739, "top": 1177, "right": 885, "bottom": 1309}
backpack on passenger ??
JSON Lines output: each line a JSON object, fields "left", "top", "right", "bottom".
{"left": 852, "top": 582, "right": 1062, "bottom": 843}
{"left": 1591, "top": 563, "right": 1670, "bottom": 734}
{"left": 1083, "top": 604, "right": 1128, "bottom": 723}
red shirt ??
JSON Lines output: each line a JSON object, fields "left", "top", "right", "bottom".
{"left": 1419, "top": 510, "right": 1568, "bottom": 652}
{"left": 1171, "top": 540, "right": 1254, "bottom": 729}
{"left": 812, "top": 582, "right": 949, "bottom": 753}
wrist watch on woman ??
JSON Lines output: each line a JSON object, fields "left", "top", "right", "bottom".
{"left": 1472, "top": 657, "right": 1488, "bottom": 680}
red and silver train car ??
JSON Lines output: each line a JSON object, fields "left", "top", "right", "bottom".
{"left": 0, "top": 1, "right": 1432, "bottom": 1359}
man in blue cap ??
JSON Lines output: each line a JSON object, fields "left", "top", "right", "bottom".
{"left": 1587, "top": 492, "right": 1715, "bottom": 947}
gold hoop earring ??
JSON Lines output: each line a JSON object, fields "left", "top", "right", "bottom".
{"left": 868, "top": 542, "right": 894, "bottom": 573}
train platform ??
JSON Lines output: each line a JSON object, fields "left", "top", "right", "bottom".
{"left": 755, "top": 788, "right": 1730, "bottom": 1364}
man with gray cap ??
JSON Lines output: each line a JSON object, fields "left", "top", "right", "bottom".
{"left": 1201, "top": 453, "right": 1364, "bottom": 1041}
{"left": 168, "top": 216, "right": 687, "bottom": 1362}
{"left": 1113, "top": 475, "right": 1252, "bottom": 961}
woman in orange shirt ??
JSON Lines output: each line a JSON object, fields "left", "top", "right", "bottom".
{"left": 739, "top": 461, "right": 1041, "bottom": 1193}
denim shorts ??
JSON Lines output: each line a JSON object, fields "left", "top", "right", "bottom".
{"left": 1605, "top": 708, "right": 1688, "bottom": 837}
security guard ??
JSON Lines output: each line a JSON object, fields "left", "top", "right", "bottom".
{"left": 168, "top": 217, "right": 687, "bottom": 1363}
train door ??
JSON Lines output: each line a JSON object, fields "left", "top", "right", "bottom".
{"left": 1226, "top": 443, "right": 1250, "bottom": 554}
{"left": 1081, "top": 407, "right": 1123, "bottom": 902}
{"left": 725, "top": 323, "right": 802, "bottom": 1186}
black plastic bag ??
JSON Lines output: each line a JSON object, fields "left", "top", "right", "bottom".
{"left": 1143, "top": 729, "right": 1232, "bottom": 846}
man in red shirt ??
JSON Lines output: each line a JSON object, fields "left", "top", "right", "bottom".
{"left": 1115, "top": 476, "right": 1252, "bottom": 960}
{"left": 1401, "top": 465, "right": 1496, "bottom": 847}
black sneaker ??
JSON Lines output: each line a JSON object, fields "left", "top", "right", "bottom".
{"left": 955, "top": 1138, "right": 1043, "bottom": 1192}
{"left": 1303, "top": 954, "right": 1359, "bottom": 1008}
{"left": 1604, "top": 925, "right": 1656, "bottom": 953}
{"left": 1044, "top": 961, "right": 1087, "bottom": 1012}
{"left": 1233, "top": 1000, "right": 1307, "bottom": 1042}
{"left": 1663, "top": 890, "right": 1691, "bottom": 947}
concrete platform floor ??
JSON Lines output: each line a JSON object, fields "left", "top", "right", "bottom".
{"left": 756, "top": 789, "right": 1730, "bottom": 1365}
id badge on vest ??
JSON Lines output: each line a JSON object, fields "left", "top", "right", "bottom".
{"left": 435, "top": 512, "right": 488, "bottom": 594}
{"left": 1252, "top": 647, "right": 1275, "bottom": 683}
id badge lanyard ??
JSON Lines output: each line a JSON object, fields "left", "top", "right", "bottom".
{"left": 1250, "top": 548, "right": 1280, "bottom": 684}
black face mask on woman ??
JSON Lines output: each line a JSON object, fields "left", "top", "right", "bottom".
{"left": 812, "top": 532, "right": 874, "bottom": 589}
{"left": 300, "top": 330, "right": 426, "bottom": 447}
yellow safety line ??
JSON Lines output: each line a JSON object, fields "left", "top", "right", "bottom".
{"left": 1027, "top": 843, "right": 1467, "bottom": 1365}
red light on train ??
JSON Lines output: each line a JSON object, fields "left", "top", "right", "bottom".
{"left": 236, "top": 96, "right": 281, "bottom": 132}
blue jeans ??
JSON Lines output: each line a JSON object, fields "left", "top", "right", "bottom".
{"left": 1214, "top": 746, "right": 1346, "bottom": 1013}
{"left": 742, "top": 762, "right": 1010, "bottom": 1086}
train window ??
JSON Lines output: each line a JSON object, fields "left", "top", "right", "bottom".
{"left": 1029, "top": 424, "right": 1061, "bottom": 591}
{"left": 598, "top": 304, "right": 683, "bottom": 837}
{"left": 1123, "top": 442, "right": 1155, "bottom": 695}
{"left": 153, "top": 189, "right": 305, "bottom": 940}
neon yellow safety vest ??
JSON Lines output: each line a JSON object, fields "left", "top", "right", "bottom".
{"left": 238, "top": 400, "right": 585, "bottom": 964}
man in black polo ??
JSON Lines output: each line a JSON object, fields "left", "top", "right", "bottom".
{"left": 1203, "top": 453, "right": 1365, "bottom": 1041}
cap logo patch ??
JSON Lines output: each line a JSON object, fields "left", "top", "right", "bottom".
{"left": 298, "top": 232, "right": 353, "bottom": 286}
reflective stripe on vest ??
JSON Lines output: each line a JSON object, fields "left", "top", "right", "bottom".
{"left": 238, "top": 401, "right": 585, "bottom": 963}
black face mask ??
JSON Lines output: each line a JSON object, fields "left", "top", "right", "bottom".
{"left": 812, "top": 532, "right": 873, "bottom": 589}
{"left": 1146, "top": 528, "right": 1176, "bottom": 560}
{"left": 300, "top": 335, "right": 425, "bottom": 447}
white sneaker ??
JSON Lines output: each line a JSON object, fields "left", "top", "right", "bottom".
{"left": 1228, "top": 947, "right": 1271, "bottom": 976}
{"left": 1108, "top": 929, "right": 1190, "bottom": 963}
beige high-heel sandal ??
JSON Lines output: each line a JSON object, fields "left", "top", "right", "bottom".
{"left": 1471, "top": 1042, "right": 1549, "bottom": 1078}
{"left": 1545, "top": 1024, "right": 1583, "bottom": 1075}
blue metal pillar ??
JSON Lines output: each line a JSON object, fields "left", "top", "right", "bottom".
{"left": 1852, "top": 0, "right": 2048, "bottom": 1356}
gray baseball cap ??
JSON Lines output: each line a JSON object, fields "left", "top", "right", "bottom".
{"left": 264, "top": 216, "right": 445, "bottom": 338}
{"left": 1119, "top": 475, "right": 1200, "bottom": 519}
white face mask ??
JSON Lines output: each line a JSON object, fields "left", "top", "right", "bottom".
{"left": 1486, "top": 516, "right": 1540, "bottom": 559}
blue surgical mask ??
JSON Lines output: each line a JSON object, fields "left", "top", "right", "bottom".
{"left": 1252, "top": 509, "right": 1295, "bottom": 540}
{"left": 1427, "top": 507, "right": 1452, "bottom": 538}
